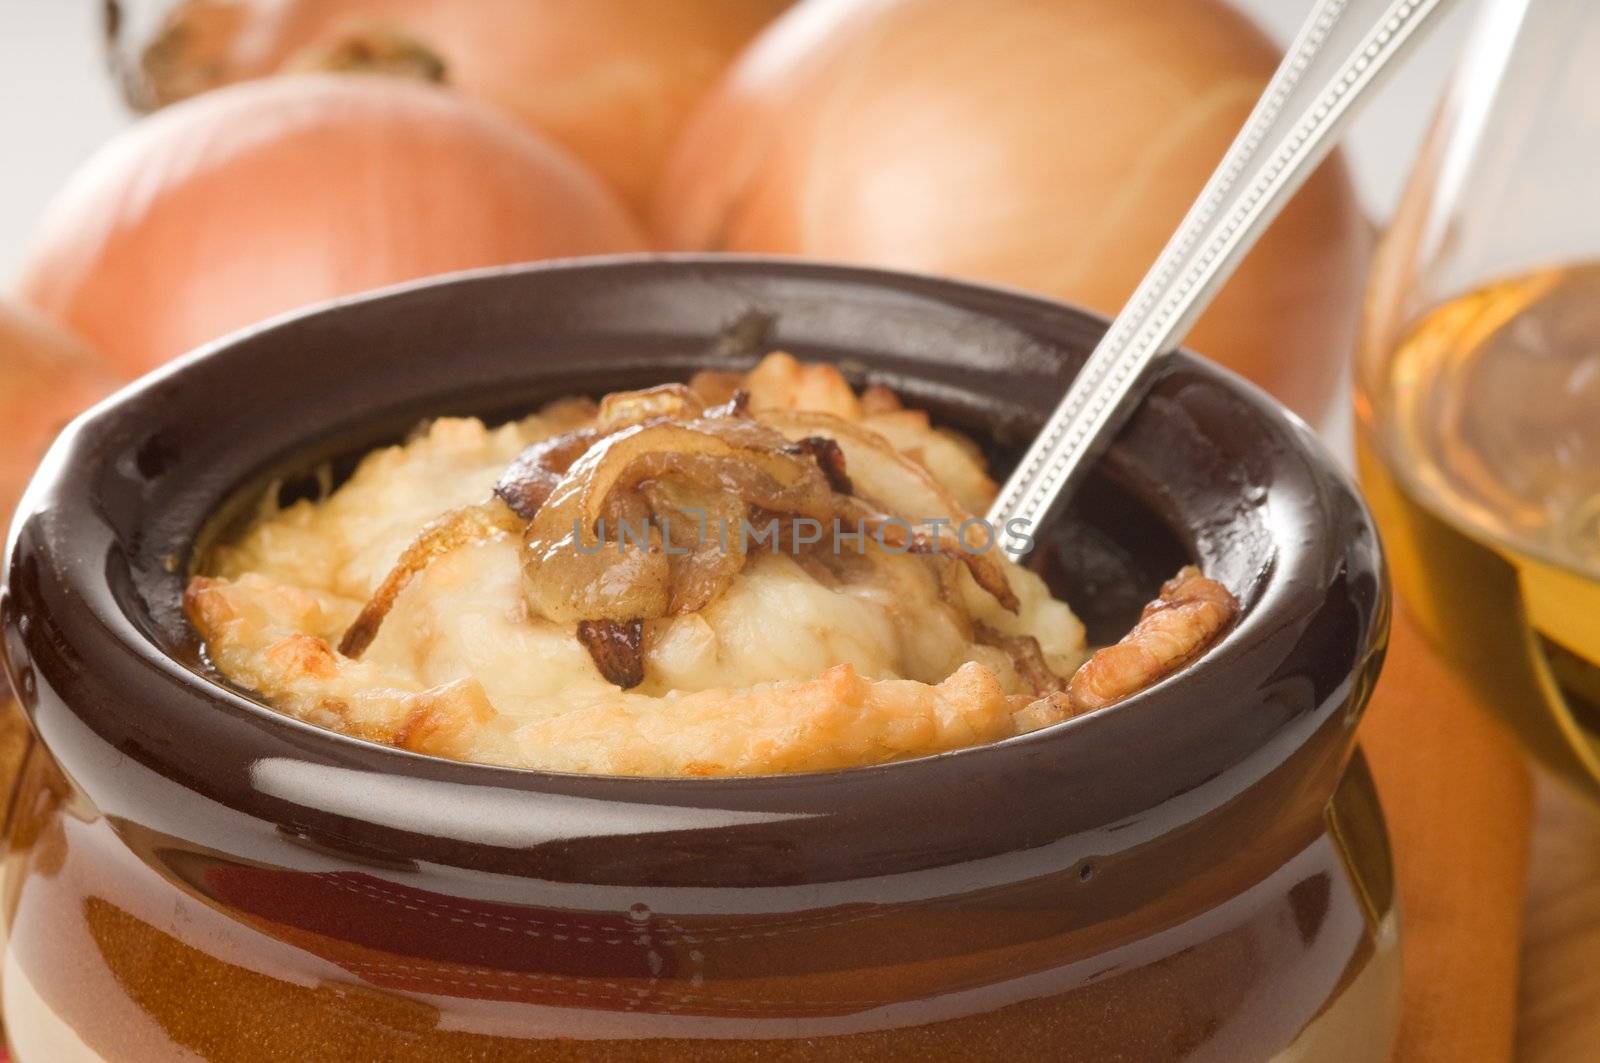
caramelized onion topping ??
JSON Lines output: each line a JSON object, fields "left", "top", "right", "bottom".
{"left": 576, "top": 618, "right": 646, "bottom": 689}
{"left": 850, "top": 504, "right": 1020, "bottom": 614}
{"left": 518, "top": 415, "right": 844, "bottom": 629}
{"left": 495, "top": 427, "right": 601, "bottom": 520}
{"left": 338, "top": 374, "right": 1027, "bottom": 692}
{"left": 784, "top": 435, "right": 854, "bottom": 495}
{"left": 339, "top": 499, "right": 523, "bottom": 658}
{"left": 975, "top": 623, "right": 1064, "bottom": 696}
{"left": 597, "top": 382, "right": 705, "bottom": 429}
{"left": 686, "top": 369, "right": 745, "bottom": 406}
{"left": 642, "top": 483, "right": 749, "bottom": 614}
{"left": 756, "top": 410, "right": 969, "bottom": 528}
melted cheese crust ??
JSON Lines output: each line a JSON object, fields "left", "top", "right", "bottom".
{"left": 190, "top": 355, "right": 1085, "bottom": 776}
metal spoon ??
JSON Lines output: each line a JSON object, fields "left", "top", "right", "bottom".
{"left": 988, "top": 0, "right": 1459, "bottom": 562}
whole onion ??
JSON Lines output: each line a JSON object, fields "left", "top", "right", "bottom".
{"left": 18, "top": 75, "right": 644, "bottom": 375}
{"left": 654, "top": 0, "right": 1372, "bottom": 421}
{"left": 0, "top": 301, "right": 121, "bottom": 523}
{"left": 109, "top": 0, "right": 791, "bottom": 215}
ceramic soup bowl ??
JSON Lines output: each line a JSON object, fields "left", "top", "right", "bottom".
{"left": 0, "top": 257, "right": 1393, "bottom": 1061}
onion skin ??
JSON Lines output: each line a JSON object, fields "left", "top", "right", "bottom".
{"left": 0, "top": 301, "right": 121, "bottom": 526}
{"left": 655, "top": 0, "right": 1372, "bottom": 421}
{"left": 18, "top": 75, "right": 645, "bottom": 376}
{"left": 116, "top": 0, "right": 792, "bottom": 215}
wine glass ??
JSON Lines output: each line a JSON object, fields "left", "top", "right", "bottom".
{"left": 1357, "top": 0, "right": 1600, "bottom": 795}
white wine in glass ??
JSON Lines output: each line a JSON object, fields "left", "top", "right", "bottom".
{"left": 1358, "top": 0, "right": 1600, "bottom": 794}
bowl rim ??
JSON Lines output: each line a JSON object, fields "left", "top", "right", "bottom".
{"left": 1, "top": 254, "right": 1387, "bottom": 874}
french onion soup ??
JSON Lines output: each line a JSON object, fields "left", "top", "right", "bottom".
{"left": 186, "top": 354, "right": 1236, "bottom": 776}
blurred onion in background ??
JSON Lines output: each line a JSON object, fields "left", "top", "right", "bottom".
{"left": 13, "top": 0, "right": 1377, "bottom": 412}
{"left": 16, "top": 75, "right": 644, "bottom": 375}
{"left": 0, "top": 298, "right": 120, "bottom": 523}
{"left": 655, "top": 0, "right": 1371, "bottom": 422}
{"left": 103, "top": 0, "right": 793, "bottom": 217}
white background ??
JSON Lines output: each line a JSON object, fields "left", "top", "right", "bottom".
{"left": 0, "top": 0, "right": 1477, "bottom": 282}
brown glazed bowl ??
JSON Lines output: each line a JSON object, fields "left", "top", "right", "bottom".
{"left": 0, "top": 257, "right": 1392, "bottom": 1061}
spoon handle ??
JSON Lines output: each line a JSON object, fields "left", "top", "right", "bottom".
{"left": 987, "top": 0, "right": 1457, "bottom": 561}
